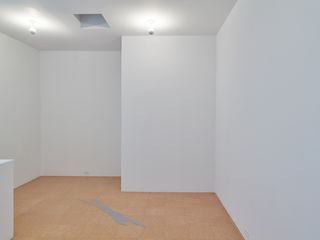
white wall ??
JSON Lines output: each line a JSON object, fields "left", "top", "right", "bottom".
{"left": 122, "top": 36, "right": 215, "bottom": 192}
{"left": 215, "top": 0, "right": 320, "bottom": 239}
{"left": 40, "top": 51, "right": 121, "bottom": 176}
{"left": 0, "top": 32, "right": 40, "bottom": 187}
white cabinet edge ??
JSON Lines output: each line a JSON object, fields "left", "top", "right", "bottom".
{"left": 0, "top": 159, "right": 14, "bottom": 240}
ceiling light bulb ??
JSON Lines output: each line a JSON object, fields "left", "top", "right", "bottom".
{"left": 147, "top": 19, "right": 155, "bottom": 35}
{"left": 148, "top": 26, "right": 155, "bottom": 35}
{"left": 29, "top": 25, "right": 37, "bottom": 35}
{"left": 29, "top": 18, "right": 38, "bottom": 35}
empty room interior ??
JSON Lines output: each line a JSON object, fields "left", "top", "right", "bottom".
{"left": 0, "top": 0, "right": 319, "bottom": 239}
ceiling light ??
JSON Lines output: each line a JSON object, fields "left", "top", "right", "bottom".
{"left": 29, "top": 19, "right": 37, "bottom": 35}
{"left": 148, "top": 26, "right": 155, "bottom": 35}
{"left": 29, "top": 25, "right": 37, "bottom": 35}
{"left": 128, "top": 11, "right": 175, "bottom": 34}
{"left": 147, "top": 19, "right": 155, "bottom": 35}
{"left": 1, "top": 7, "right": 67, "bottom": 35}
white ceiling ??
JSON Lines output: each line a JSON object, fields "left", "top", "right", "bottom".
{"left": 0, "top": 0, "right": 237, "bottom": 50}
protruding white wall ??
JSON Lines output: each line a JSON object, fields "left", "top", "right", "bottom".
{"left": 0, "top": 32, "right": 40, "bottom": 187}
{"left": 121, "top": 36, "right": 216, "bottom": 192}
{"left": 215, "top": 0, "right": 320, "bottom": 239}
{"left": 40, "top": 51, "right": 121, "bottom": 176}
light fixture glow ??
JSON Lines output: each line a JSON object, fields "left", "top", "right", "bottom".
{"left": 128, "top": 10, "right": 176, "bottom": 34}
{"left": 1, "top": 7, "right": 68, "bottom": 35}
{"left": 148, "top": 26, "right": 155, "bottom": 35}
{"left": 147, "top": 19, "right": 155, "bottom": 35}
{"left": 29, "top": 18, "right": 37, "bottom": 35}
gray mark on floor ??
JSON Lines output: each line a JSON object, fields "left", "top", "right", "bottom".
{"left": 82, "top": 199, "right": 145, "bottom": 228}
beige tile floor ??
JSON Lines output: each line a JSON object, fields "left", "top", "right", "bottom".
{"left": 14, "top": 177, "right": 244, "bottom": 240}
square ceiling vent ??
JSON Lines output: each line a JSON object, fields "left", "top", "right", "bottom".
{"left": 74, "top": 14, "right": 110, "bottom": 29}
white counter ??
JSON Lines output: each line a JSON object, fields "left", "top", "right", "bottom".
{"left": 0, "top": 159, "right": 14, "bottom": 240}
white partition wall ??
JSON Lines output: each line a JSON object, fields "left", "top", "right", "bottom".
{"left": 0, "top": 32, "right": 40, "bottom": 187}
{"left": 215, "top": 0, "right": 320, "bottom": 239}
{"left": 40, "top": 51, "right": 121, "bottom": 176}
{"left": 121, "top": 36, "right": 216, "bottom": 192}
{"left": 0, "top": 160, "right": 14, "bottom": 240}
